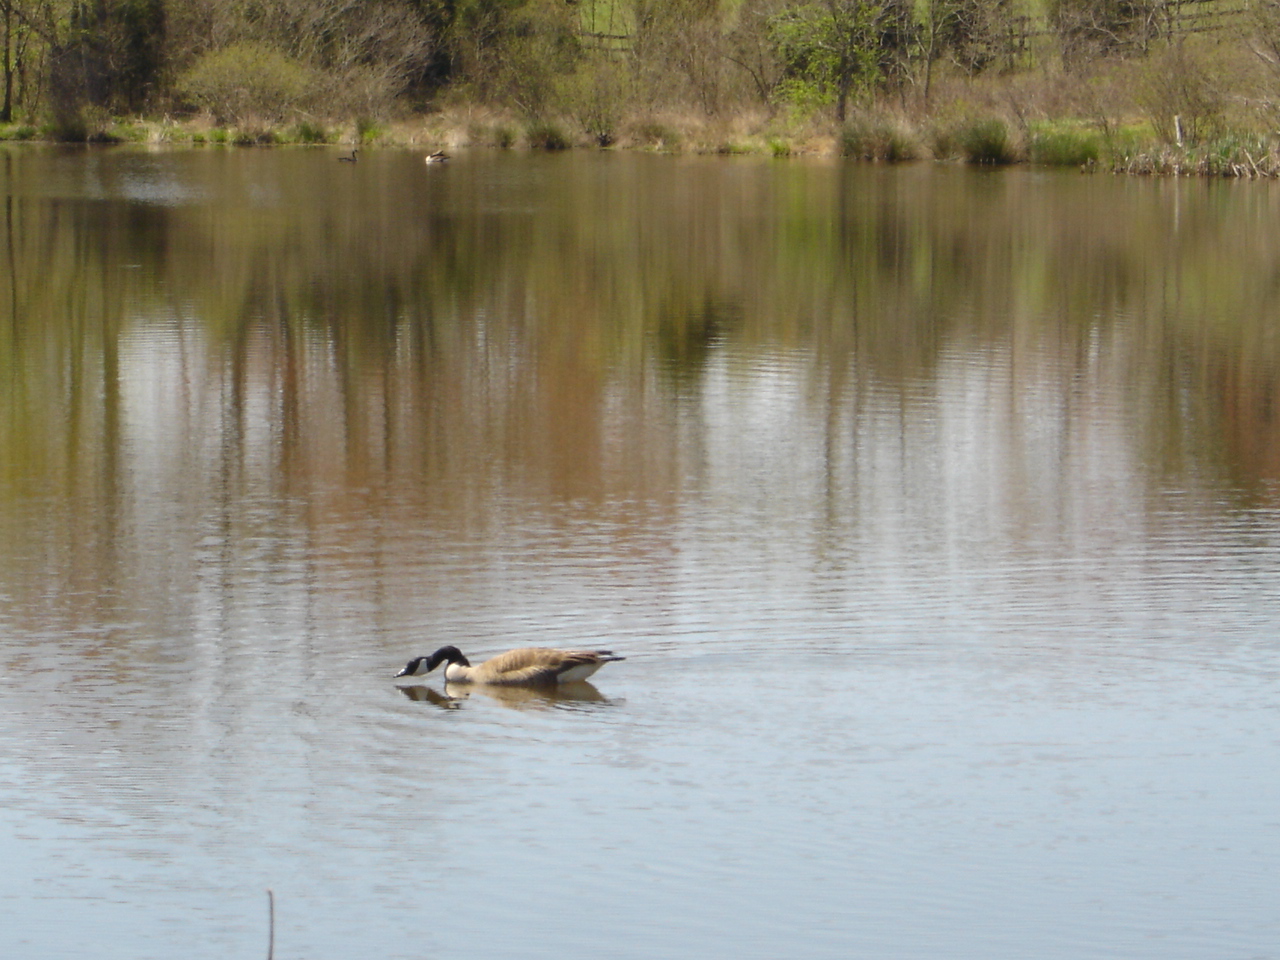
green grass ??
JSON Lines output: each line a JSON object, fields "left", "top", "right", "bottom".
{"left": 293, "top": 120, "right": 329, "bottom": 144}
{"left": 1029, "top": 124, "right": 1102, "bottom": 166}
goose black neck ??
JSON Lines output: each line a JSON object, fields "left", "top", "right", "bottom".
{"left": 427, "top": 645, "right": 469, "bottom": 671}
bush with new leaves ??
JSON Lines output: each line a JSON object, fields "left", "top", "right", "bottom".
{"left": 177, "top": 43, "right": 316, "bottom": 125}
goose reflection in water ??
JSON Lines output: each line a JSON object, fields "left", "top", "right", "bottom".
{"left": 396, "top": 680, "right": 612, "bottom": 711}
{"left": 396, "top": 685, "right": 460, "bottom": 708}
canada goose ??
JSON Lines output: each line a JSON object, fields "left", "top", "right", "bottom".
{"left": 339, "top": 149, "right": 358, "bottom": 162}
{"left": 424, "top": 150, "right": 449, "bottom": 164}
{"left": 395, "top": 646, "right": 624, "bottom": 685}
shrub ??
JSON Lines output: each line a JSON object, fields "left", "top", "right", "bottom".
{"left": 177, "top": 43, "right": 314, "bottom": 125}
{"left": 561, "top": 60, "right": 628, "bottom": 147}
{"left": 1137, "top": 42, "right": 1225, "bottom": 146}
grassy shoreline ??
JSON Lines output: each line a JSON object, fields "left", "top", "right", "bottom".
{"left": 7, "top": 107, "right": 1280, "bottom": 179}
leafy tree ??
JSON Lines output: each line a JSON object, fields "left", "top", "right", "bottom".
{"left": 48, "top": 0, "right": 165, "bottom": 123}
{"left": 770, "top": 0, "right": 884, "bottom": 121}
{"left": 0, "top": 0, "right": 42, "bottom": 121}
{"left": 442, "top": 0, "right": 578, "bottom": 113}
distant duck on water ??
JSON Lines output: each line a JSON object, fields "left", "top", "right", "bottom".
{"left": 395, "top": 646, "right": 624, "bottom": 685}
{"left": 339, "top": 149, "right": 358, "bottom": 162}
{"left": 424, "top": 150, "right": 449, "bottom": 164}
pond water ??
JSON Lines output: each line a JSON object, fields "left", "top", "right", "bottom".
{"left": 0, "top": 145, "right": 1278, "bottom": 960}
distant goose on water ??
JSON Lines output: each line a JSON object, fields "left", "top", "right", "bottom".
{"left": 424, "top": 150, "right": 449, "bottom": 164}
{"left": 339, "top": 149, "right": 358, "bottom": 162}
{"left": 395, "top": 646, "right": 624, "bottom": 685}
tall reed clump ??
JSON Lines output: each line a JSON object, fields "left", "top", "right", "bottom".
{"left": 524, "top": 120, "right": 571, "bottom": 149}
{"left": 841, "top": 116, "right": 922, "bottom": 162}
{"left": 953, "top": 117, "right": 1021, "bottom": 165}
{"left": 1119, "top": 135, "right": 1280, "bottom": 178}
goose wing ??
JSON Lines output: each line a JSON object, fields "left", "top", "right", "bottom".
{"left": 478, "top": 647, "right": 622, "bottom": 684}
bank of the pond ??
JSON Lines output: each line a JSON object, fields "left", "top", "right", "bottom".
{"left": 6, "top": 110, "right": 1280, "bottom": 179}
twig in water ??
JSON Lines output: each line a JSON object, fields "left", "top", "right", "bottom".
{"left": 266, "top": 889, "right": 275, "bottom": 960}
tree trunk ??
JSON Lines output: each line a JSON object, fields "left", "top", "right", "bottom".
{"left": 1, "top": 2, "right": 12, "bottom": 123}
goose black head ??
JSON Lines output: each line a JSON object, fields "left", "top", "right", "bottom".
{"left": 395, "top": 646, "right": 470, "bottom": 678}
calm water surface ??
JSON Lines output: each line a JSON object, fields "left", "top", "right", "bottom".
{"left": 1, "top": 146, "right": 1279, "bottom": 959}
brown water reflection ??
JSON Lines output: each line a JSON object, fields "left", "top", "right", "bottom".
{"left": 1, "top": 152, "right": 1277, "bottom": 637}
{"left": 2, "top": 152, "right": 1278, "bottom": 511}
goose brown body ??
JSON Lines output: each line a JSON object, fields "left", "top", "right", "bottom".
{"left": 395, "top": 645, "right": 624, "bottom": 685}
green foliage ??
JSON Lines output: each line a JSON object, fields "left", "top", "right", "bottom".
{"left": 955, "top": 117, "right": 1020, "bottom": 164}
{"left": 0, "top": 125, "right": 37, "bottom": 141}
{"left": 109, "top": 121, "right": 150, "bottom": 142}
{"left": 1029, "top": 125, "right": 1102, "bottom": 165}
{"left": 231, "top": 128, "right": 277, "bottom": 145}
{"left": 559, "top": 60, "right": 629, "bottom": 146}
{"left": 775, "top": 77, "right": 835, "bottom": 122}
{"left": 716, "top": 140, "right": 761, "bottom": 155}
{"left": 294, "top": 121, "right": 329, "bottom": 144}
{"left": 356, "top": 117, "right": 383, "bottom": 144}
{"left": 769, "top": 0, "right": 884, "bottom": 122}
{"left": 177, "top": 43, "right": 315, "bottom": 125}
{"left": 451, "top": 0, "right": 582, "bottom": 116}
{"left": 1195, "top": 134, "right": 1271, "bottom": 175}
{"left": 50, "top": 109, "right": 92, "bottom": 142}
{"left": 929, "top": 0, "right": 1007, "bottom": 74}
{"left": 50, "top": 0, "right": 167, "bottom": 116}
{"left": 525, "top": 120, "right": 571, "bottom": 149}
{"left": 493, "top": 125, "right": 518, "bottom": 148}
